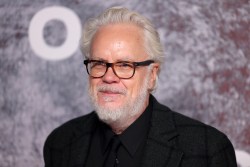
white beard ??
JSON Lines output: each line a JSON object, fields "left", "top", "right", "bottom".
{"left": 88, "top": 70, "right": 151, "bottom": 127}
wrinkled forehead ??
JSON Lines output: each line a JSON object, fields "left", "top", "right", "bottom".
{"left": 90, "top": 23, "right": 148, "bottom": 62}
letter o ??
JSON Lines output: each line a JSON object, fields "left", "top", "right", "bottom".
{"left": 28, "top": 6, "right": 82, "bottom": 61}
{"left": 235, "top": 149, "right": 250, "bottom": 167}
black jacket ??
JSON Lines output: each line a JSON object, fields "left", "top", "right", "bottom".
{"left": 44, "top": 96, "right": 237, "bottom": 167}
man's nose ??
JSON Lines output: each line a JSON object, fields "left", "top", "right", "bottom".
{"left": 102, "top": 67, "right": 120, "bottom": 83}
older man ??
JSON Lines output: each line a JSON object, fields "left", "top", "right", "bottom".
{"left": 44, "top": 6, "right": 237, "bottom": 167}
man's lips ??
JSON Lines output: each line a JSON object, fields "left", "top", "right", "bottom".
{"left": 97, "top": 85, "right": 126, "bottom": 95}
{"left": 96, "top": 85, "right": 126, "bottom": 102}
{"left": 98, "top": 90, "right": 123, "bottom": 102}
{"left": 99, "top": 91, "right": 121, "bottom": 95}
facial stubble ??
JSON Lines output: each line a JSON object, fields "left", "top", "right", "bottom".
{"left": 88, "top": 70, "right": 151, "bottom": 129}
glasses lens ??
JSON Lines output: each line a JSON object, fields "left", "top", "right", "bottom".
{"left": 114, "top": 62, "right": 134, "bottom": 79}
{"left": 85, "top": 60, "right": 136, "bottom": 79}
{"left": 88, "top": 61, "right": 106, "bottom": 77}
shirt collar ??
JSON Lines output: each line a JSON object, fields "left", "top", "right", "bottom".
{"left": 100, "top": 96, "right": 153, "bottom": 156}
{"left": 100, "top": 122, "right": 115, "bottom": 154}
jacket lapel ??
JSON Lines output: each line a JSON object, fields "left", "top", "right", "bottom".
{"left": 141, "top": 97, "right": 184, "bottom": 167}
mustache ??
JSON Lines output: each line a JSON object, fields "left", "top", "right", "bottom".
{"left": 97, "top": 85, "right": 127, "bottom": 95}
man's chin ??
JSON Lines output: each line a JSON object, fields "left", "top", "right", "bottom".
{"left": 94, "top": 105, "right": 124, "bottom": 124}
{"left": 97, "top": 93, "right": 123, "bottom": 103}
{"left": 97, "top": 96, "right": 125, "bottom": 106}
{"left": 97, "top": 101, "right": 123, "bottom": 110}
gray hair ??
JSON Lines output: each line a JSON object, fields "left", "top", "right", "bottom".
{"left": 80, "top": 6, "right": 164, "bottom": 63}
{"left": 80, "top": 6, "right": 164, "bottom": 90}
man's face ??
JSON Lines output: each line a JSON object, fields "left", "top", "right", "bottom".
{"left": 88, "top": 23, "right": 158, "bottom": 125}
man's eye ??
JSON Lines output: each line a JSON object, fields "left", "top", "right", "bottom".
{"left": 117, "top": 62, "right": 133, "bottom": 68}
{"left": 91, "top": 61, "right": 106, "bottom": 68}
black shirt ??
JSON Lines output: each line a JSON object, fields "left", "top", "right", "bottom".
{"left": 85, "top": 100, "right": 152, "bottom": 167}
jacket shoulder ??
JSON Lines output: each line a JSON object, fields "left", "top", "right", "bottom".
{"left": 152, "top": 97, "right": 235, "bottom": 159}
{"left": 172, "top": 111, "right": 236, "bottom": 165}
{"left": 44, "top": 112, "right": 97, "bottom": 149}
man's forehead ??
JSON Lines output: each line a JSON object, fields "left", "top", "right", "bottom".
{"left": 89, "top": 23, "right": 148, "bottom": 62}
{"left": 93, "top": 23, "right": 144, "bottom": 42}
{"left": 89, "top": 56, "right": 136, "bottom": 62}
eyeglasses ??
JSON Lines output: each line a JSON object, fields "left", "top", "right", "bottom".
{"left": 83, "top": 59, "right": 154, "bottom": 79}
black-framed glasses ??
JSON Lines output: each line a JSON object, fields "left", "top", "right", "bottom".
{"left": 83, "top": 59, "right": 154, "bottom": 79}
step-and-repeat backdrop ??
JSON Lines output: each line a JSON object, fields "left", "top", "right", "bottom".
{"left": 0, "top": 0, "right": 249, "bottom": 166}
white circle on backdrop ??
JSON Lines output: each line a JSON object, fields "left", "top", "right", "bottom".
{"left": 28, "top": 6, "right": 82, "bottom": 61}
{"left": 235, "top": 149, "right": 250, "bottom": 167}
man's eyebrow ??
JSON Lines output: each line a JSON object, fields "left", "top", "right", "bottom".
{"left": 90, "top": 57, "right": 134, "bottom": 62}
{"left": 116, "top": 57, "right": 134, "bottom": 62}
{"left": 90, "top": 57, "right": 106, "bottom": 61}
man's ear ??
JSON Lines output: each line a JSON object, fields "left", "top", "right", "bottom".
{"left": 149, "top": 63, "right": 159, "bottom": 91}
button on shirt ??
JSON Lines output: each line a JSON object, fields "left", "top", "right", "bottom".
{"left": 85, "top": 100, "right": 152, "bottom": 167}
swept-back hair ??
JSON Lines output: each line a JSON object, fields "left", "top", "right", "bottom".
{"left": 80, "top": 6, "right": 164, "bottom": 64}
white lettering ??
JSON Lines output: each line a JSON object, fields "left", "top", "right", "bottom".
{"left": 28, "top": 6, "right": 81, "bottom": 61}
{"left": 236, "top": 149, "right": 250, "bottom": 167}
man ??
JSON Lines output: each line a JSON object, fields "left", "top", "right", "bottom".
{"left": 44, "top": 6, "right": 237, "bottom": 167}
